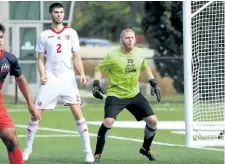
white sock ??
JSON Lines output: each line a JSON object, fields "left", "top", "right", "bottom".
{"left": 25, "top": 118, "right": 39, "bottom": 150}
{"left": 76, "top": 118, "right": 92, "bottom": 153}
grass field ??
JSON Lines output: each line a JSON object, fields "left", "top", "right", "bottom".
{"left": 0, "top": 95, "right": 224, "bottom": 164}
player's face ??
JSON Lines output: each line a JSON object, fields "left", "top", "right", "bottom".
{"left": 0, "top": 31, "right": 4, "bottom": 49}
{"left": 121, "top": 31, "right": 136, "bottom": 51}
{"left": 50, "top": 7, "right": 65, "bottom": 24}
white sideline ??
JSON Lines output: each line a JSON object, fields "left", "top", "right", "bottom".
{"left": 8, "top": 107, "right": 182, "bottom": 112}
{"left": 17, "top": 134, "right": 81, "bottom": 137}
{"left": 16, "top": 124, "right": 224, "bottom": 152}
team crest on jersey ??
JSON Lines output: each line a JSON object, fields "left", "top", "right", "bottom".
{"left": 65, "top": 35, "right": 70, "bottom": 40}
{"left": 1, "top": 63, "right": 10, "bottom": 72}
{"left": 57, "top": 36, "right": 61, "bottom": 40}
{"left": 48, "top": 35, "right": 54, "bottom": 38}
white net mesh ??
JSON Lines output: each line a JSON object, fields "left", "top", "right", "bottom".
{"left": 191, "top": 1, "right": 225, "bottom": 141}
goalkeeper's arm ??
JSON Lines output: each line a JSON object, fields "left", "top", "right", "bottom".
{"left": 143, "top": 66, "right": 161, "bottom": 102}
{"left": 92, "top": 71, "right": 105, "bottom": 100}
{"left": 94, "top": 71, "right": 102, "bottom": 80}
{"left": 143, "top": 65, "right": 154, "bottom": 81}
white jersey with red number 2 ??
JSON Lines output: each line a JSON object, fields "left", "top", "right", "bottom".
{"left": 36, "top": 26, "right": 80, "bottom": 77}
{"left": 34, "top": 26, "right": 81, "bottom": 109}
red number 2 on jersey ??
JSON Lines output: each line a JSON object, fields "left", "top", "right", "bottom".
{"left": 57, "top": 44, "right": 62, "bottom": 53}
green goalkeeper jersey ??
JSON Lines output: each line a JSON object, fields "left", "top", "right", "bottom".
{"left": 95, "top": 47, "right": 147, "bottom": 98}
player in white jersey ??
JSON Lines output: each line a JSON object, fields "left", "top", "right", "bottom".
{"left": 22, "top": 3, "right": 94, "bottom": 163}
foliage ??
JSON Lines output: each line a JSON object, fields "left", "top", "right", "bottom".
{"left": 141, "top": 2, "right": 183, "bottom": 93}
{"left": 72, "top": 2, "right": 145, "bottom": 41}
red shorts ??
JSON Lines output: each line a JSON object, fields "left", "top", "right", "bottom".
{"left": 0, "top": 108, "right": 14, "bottom": 129}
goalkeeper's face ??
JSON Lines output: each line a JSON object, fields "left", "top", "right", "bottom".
{"left": 50, "top": 7, "right": 65, "bottom": 24}
{"left": 121, "top": 31, "right": 136, "bottom": 51}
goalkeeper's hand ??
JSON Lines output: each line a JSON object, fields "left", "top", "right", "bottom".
{"left": 149, "top": 79, "right": 161, "bottom": 102}
{"left": 92, "top": 80, "right": 105, "bottom": 100}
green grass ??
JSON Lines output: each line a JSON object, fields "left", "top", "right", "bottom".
{"left": 0, "top": 96, "right": 224, "bottom": 164}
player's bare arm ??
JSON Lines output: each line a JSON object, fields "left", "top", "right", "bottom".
{"left": 143, "top": 65, "right": 161, "bottom": 102}
{"left": 73, "top": 51, "right": 87, "bottom": 84}
{"left": 143, "top": 65, "right": 154, "bottom": 80}
{"left": 15, "top": 75, "right": 41, "bottom": 120}
{"left": 37, "top": 52, "right": 47, "bottom": 85}
{"left": 94, "top": 71, "right": 102, "bottom": 80}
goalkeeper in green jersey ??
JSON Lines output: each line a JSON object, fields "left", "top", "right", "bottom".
{"left": 92, "top": 29, "right": 161, "bottom": 163}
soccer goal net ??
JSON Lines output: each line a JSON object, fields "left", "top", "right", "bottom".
{"left": 184, "top": 1, "right": 225, "bottom": 147}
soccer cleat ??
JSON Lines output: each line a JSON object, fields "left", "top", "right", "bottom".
{"left": 139, "top": 147, "right": 156, "bottom": 161}
{"left": 85, "top": 151, "right": 94, "bottom": 163}
{"left": 94, "top": 154, "right": 101, "bottom": 164}
{"left": 22, "top": 148, "right": 32, "bottom": 161}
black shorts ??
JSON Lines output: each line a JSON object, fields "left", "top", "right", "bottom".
{"left": 104, "top": 92, "right": 155, "bottom": 121}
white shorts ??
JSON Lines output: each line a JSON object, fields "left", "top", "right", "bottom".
{"left": 34, "top": 77, "right": 81, "bottom": 110}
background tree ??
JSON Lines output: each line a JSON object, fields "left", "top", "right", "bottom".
{"left": 141, "top": 1, "right": 183, "bottom": 93}
{"left": 72, "top": 1, "right": 145, "bottom": 41}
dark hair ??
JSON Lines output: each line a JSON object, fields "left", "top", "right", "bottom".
{"left": 0, "top": 23, "right": 5, "bottom": 34}
{"left": 49, "top": 3, "right": 64, "bottom": 13}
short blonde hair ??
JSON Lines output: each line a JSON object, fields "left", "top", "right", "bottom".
{"left": 120, "top": 29, "right": 135, "bottom": 40}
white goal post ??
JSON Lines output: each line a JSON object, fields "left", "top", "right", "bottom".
{"left": 183, "top": 0, "right": 225, "bottom": 147}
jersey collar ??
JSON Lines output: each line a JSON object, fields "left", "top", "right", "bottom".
{"left": 49, "top": 26, "right": 68, "bottom": 34}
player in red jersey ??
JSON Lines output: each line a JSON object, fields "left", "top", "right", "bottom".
{"left": 0, "top": 23, "right": 41, "bottom": 164}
